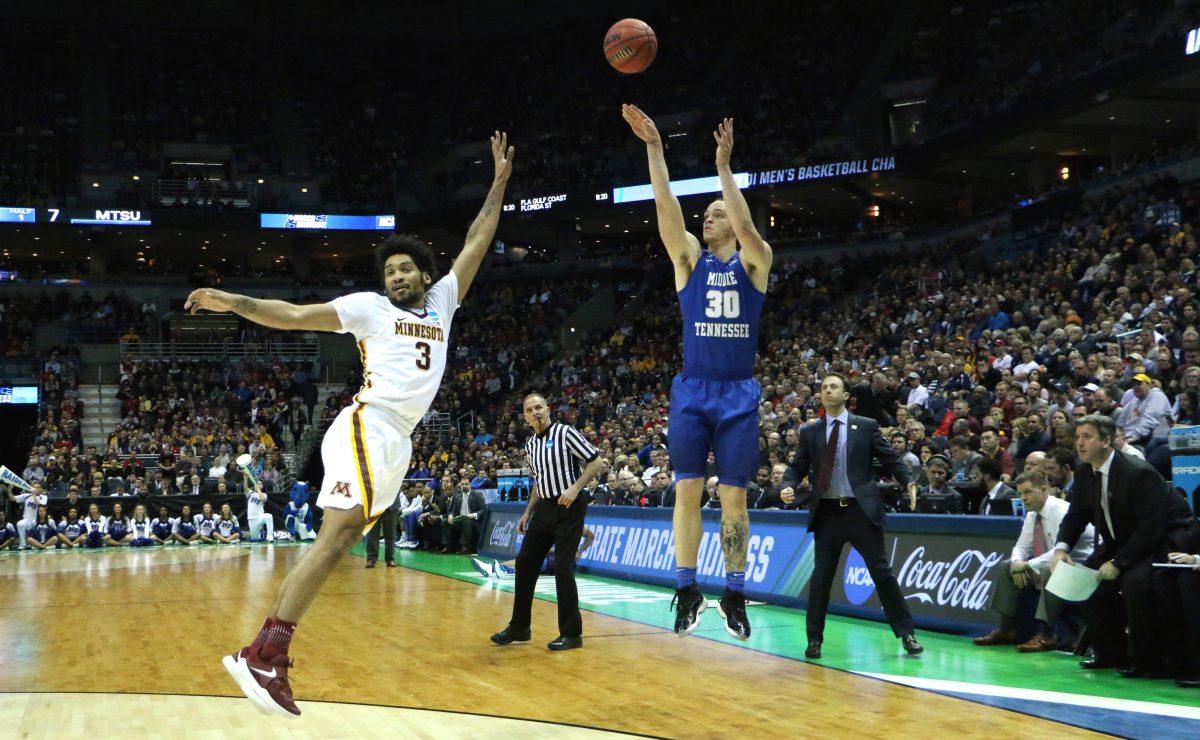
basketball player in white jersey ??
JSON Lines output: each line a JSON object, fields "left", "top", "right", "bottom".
{"left": 187, "top": 132, "right": 514, "bottom": 719}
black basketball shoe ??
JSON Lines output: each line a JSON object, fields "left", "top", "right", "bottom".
{"left": 716, "top": 589, "right": 751, "bottom": 641}
{"left": 671, "top": 584, "right": 707, "bottom": 637}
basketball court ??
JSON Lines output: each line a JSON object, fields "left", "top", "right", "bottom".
{"left": 3, "top": 544, "right": 1196, "bottom": 738}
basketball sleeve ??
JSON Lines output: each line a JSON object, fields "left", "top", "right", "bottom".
{"left": 329, "top": 292, "right": 384, "bottom": 339}
{"left": 424, "top": 272, "right": 461, "bottom": 326}
{"left": 563, "top": 427, "right": 599, "bottom": 464}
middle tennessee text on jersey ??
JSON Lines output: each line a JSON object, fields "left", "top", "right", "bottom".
{"left": 678, "top": 251, "right": 765, "bottom": 380}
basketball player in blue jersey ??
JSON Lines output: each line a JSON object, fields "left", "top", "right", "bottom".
{"left": 623, "top": 106, "right": 771, "bottom": 640}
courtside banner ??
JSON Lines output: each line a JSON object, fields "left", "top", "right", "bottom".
{"left": 479, "top": 504, "right": 1019, "bottom": 632}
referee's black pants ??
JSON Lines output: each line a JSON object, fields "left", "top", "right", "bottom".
{"left": 510, "top": 495, "right": 587, "bottom": 638}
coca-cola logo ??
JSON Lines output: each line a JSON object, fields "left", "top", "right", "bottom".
{"left": 897, "top": 545, "right": 1003, "bottom": 611}
{"left": 489, "top": 520, "right": 516, "bottom": 548}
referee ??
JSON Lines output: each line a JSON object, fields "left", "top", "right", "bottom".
{"left": 491, "top": 393, "right": 604, "bottom": 651}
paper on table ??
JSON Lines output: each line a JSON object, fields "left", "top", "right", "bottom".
{"left": 1046, "top": 561, "right": 1100, "bottom": 602}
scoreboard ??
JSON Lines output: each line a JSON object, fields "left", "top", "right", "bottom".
{"left": 0, "top": 207, "right": 153, "bottom": 226}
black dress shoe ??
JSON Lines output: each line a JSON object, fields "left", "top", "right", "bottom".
{"left": 805, "top": 641, "right": 822, "bottom": 659}
{"left": 1176, "top": 675, "right": 1200, "bottom": 688}
{"left": 548, "top": 635, "right": 583, "bottom": 651}
{"left": 365, "top": 560, "right": 376, "bottom": 569}
{"left": 490, "top": 626, "right": 531, "bottom": 645}
{"left": 902, "top": 635, "right": 924, "bottom": 655}
{"left": 385, "top": 560, "right": 397, "bottom": 568}
{"left": 1080, "top": 658, "right": 1125, "bottom": 670}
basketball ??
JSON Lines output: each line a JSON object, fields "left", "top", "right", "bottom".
{"left": 604, "top": 18, "right": 657, "bottom": 74}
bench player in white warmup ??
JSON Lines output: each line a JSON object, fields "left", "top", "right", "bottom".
{"left": 185, "top": 132, "right": 514, "bottom": 719}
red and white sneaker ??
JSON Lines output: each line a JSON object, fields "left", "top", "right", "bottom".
{"left": 222, "top": 647, "right": 301, "bottom": 718}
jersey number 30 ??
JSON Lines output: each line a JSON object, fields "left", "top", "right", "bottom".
{"left": 704, "top": 289, "right": 741, "bottom": 319}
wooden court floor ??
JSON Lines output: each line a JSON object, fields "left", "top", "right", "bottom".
{"left": 0, "top": 545, "right": 1102, "bottom": 738}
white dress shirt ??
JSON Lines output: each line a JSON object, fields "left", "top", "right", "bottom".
{"left": 1054, "top": 450, "right": 1115, "bottom": 553}
{"left": 1014, "top": 496, "right": 1094, "bottom": 575}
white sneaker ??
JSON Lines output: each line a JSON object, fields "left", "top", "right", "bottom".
{"left": 471, "top": 557, "right": 493, "bottom": 578}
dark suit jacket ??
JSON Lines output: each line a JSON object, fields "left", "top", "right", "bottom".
{"left": 790, "top": 413, "right": 912, "bottom": 530}
{"left": 1058, "top": 451, "right": 1200, "bottom": 569}
{"left": 447, "top": 490, "right": 486, "bottom": 518}
{"left": 978, "top": 483, "right": 1018, "bottom": 515}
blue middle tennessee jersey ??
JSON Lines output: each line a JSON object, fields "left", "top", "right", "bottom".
{"left": 678, "top": 251, "right": 764, "bottom": 380}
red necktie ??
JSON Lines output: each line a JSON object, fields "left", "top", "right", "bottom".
{"left": 817, "top": 419, "right": 840, "bottom": 495}
{"left": 1032, "top": 515, "right": 1047, "bottom": 558}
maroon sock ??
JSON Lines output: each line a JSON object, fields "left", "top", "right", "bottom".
{"left": 250, "top": 617, "right": 296, "bottom": 661}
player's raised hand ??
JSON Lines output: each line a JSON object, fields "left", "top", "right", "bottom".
{"left": 714, "top": 117, "right": 734, "bottom": 167}
{"left": 491, "top": 131, "right": 514, "bottom": 183}
{"left": 622, "top": 104, "right": 661, "bottom": 145}
{"left": 184, "top": 288, "right": 234, "bottom": 315}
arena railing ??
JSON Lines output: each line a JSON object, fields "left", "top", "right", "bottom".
{"left": 119, "top": 339, "right": 320, "bottom": 361}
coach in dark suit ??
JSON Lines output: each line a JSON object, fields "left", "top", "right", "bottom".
{"left": 442, "top": 478, "right": 487, "bottom": 554}
{"left": 1054, "top": 414, "right": 1200, "bottom": 676}
{"left": 783, "top": 372, "right": 922, "bottom": 659}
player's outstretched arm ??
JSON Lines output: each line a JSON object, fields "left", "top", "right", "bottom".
{"left": 453, "top": 131, "right": 514, "bottom": 303}
{"left": 714, "top": 118, "right": 772, "bottom": 284}
{"left": 184, "top": 289, "right": 341, "bottom": 332}
{"left": 621, "top": 105, "right": 700, "bottom": 276}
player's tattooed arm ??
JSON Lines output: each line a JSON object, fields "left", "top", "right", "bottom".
{"left": 184, "top": 288, "right": 341, "bottom": 332}
{"left": 454, "top": 131, "right": 514, "bottom": 302}
{"left": 721, "top": 514, "right": 749, "bottom": 571}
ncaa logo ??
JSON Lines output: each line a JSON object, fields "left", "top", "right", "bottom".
{"left": 544, "top": 439, "right": 555, "bottom": 449}
{"left": 843, "top": 548, "right": 876, "bottom": 605}
{"left": 426, "top": 308, "right": 442, "bottom": 324}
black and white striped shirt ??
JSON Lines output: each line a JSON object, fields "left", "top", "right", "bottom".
{"left": 524, "top": 422, "right": 599, "bottom": 499}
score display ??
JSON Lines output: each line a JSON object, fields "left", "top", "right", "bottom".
{"left": 0, "top": 207, "right": 153, "bottom": 226}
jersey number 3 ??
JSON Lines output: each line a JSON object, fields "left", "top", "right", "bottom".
{"left": 704, "top": 289, "right": 741, "bottom": 319}
{"left": 415, "top": 341, "right": 431, "bottom": 370}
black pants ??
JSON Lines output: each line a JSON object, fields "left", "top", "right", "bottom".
{"left": 441, "top": 515, "right": 481, "bottom": 553}
{"left": 1082, "top": 556, "right": 1157, "bottom": 666}
{"left": 510, "top": 496, "right": 587, "bottom": 638}
{"left": 807, "top": 498, "right": 914, "bottom": 642}
{"left": 1154, "top": 567, "right": 1200, "bottom": 674}
{"left": 364, "top": 507, "right": 397, "bottom": 564}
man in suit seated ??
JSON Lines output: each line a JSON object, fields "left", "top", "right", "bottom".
{"left": 947, "top": 435, "right": 983, "bottom": 484}
{"left": 442, "top": 477, "right": 486, "bottom": 554}
{"left": 974, "top": 470, "right": 1094, "bottom": 651}
{"left": 977, "top": 458, "right": 1018, "bottom": 515}
{"left": 916, "top": 455, "right": 963, "bottom": 514}
{"left": 753, "top": 463, "right": 792, "bottom": 509}
{"left": 1054, "top": 414, "right": 1200, "bottom": 677}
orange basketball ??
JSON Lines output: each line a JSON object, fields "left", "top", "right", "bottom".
{"left": 604, "top": 18, "right": 657, "bottom": 74}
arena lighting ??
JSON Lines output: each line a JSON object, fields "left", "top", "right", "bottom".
{"left": 1060, "top": 166, "right": 1071, "bottom": 181}
{"left": 1187, "top": 27, "right": 1200, "bottom": 55}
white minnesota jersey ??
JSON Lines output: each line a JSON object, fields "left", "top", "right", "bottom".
{"left": 330, "top": 271, "right": 460, "bottom": 436}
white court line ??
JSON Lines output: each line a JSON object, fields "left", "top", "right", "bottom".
{"left": 856, "top": 672, "right": 1200, "bottom": 720}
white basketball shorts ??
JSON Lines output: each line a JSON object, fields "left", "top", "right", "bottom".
{"left": 316, "top": 403, "right": 411, "bottom": 528}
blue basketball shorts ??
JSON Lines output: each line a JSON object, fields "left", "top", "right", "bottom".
{"left": 668, "top": 373, "right": 761, "bottom": 489}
